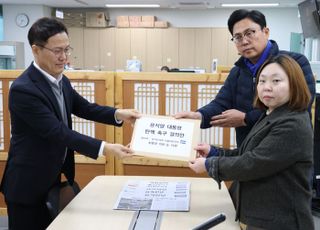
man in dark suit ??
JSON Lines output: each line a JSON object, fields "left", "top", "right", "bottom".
{"left": 0, "top": 17, "right": 141, "bottom": 230}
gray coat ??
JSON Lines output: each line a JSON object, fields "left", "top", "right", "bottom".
{"left": 206, "top": 105, "right": 314, "bottom": 230}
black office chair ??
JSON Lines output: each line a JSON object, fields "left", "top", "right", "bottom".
{"left": 46, "top": 181, "right": 80, "bottom": 220}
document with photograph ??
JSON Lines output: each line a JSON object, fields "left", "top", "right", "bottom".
{"left": 114, "top": 180, "right": 190, "bottom": 211}
{"left": 130, "top": 115, "right": 201, "bottom": 161}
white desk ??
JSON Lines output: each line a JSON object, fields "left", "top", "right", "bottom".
{"left": 47, "top": 176, "right": 239, "bottom": 229}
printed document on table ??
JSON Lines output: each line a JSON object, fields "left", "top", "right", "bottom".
{"left": 113, "top": 180, "right": 190, "bottom": 211}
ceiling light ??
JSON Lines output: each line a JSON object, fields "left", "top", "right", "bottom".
{"left": 221, "top": 3, "right": 279, "bottom": 7}
{"left": 105, "top": 4, "right": 160, "bottom": 8}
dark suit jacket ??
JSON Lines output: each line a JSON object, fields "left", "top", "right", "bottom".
{"left": 206, "top": 105, "right": 314, "bottom": 230}
{"left": 0, "top": 64, "right": 121, "bottom": 205}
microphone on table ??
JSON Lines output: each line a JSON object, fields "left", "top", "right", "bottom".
{"left": 192, "top": 213, "right": 226, "bottom": 230}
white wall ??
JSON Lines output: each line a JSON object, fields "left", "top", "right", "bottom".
{"left": 108, "top": 8, "right": 302, "bottom": 51}
{"left": 2, "top": 5, "right": 302, "bottom": 68}
{"left": 3, "top": 4, "right": 51, "bottom": 67}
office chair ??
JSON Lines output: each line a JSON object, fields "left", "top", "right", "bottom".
{"left": 46, "top": 181, "right": 80, "bottom": 220}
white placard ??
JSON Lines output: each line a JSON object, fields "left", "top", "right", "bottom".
{"left": 131, "top": 115, "right": 201, "bottom": 161}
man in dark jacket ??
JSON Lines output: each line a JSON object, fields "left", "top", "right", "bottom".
{"left": 175, "top": 9, "right": 315, "bottom": 148}
{"left": 0, "top": 17, "right": 141, "bottom": 230}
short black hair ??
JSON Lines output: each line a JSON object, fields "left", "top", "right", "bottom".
{"left": 227, "top": 9, "right": 266, "bottom": 35}
{"left": 28, "top": 17, "right": 68, "bottom": 47}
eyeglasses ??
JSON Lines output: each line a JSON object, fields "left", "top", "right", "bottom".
{"left": 231, "top": 29, "right": 260, "bottom": 44}
{"left": 37, "top": 45, "right": 73, "bottom": 57}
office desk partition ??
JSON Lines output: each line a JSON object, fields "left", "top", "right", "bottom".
{"left": 47, "top": 176, "right": 240, "bottom": 230}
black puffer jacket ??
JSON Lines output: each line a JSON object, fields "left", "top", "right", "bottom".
{"left": 198, "top": 40, "right": 315, "bottom": 147}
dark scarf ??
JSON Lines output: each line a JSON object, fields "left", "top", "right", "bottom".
{"left": 244, "top": 40, "right": 272, "bottom": 77}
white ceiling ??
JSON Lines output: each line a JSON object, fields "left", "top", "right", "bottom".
{"left": 0, "top": 0, "right": 305, "bottom": 9}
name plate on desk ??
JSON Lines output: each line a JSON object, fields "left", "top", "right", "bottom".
{"left": 131, "top": 115, "right": 201, "bottom": 161}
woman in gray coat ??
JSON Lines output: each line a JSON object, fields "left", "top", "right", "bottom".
{"left": 189, "top": 54, "right": 314, "bottom": 230}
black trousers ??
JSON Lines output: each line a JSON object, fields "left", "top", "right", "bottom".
{"left": 6, "top": 201, "right": 51, "bottom": 230}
